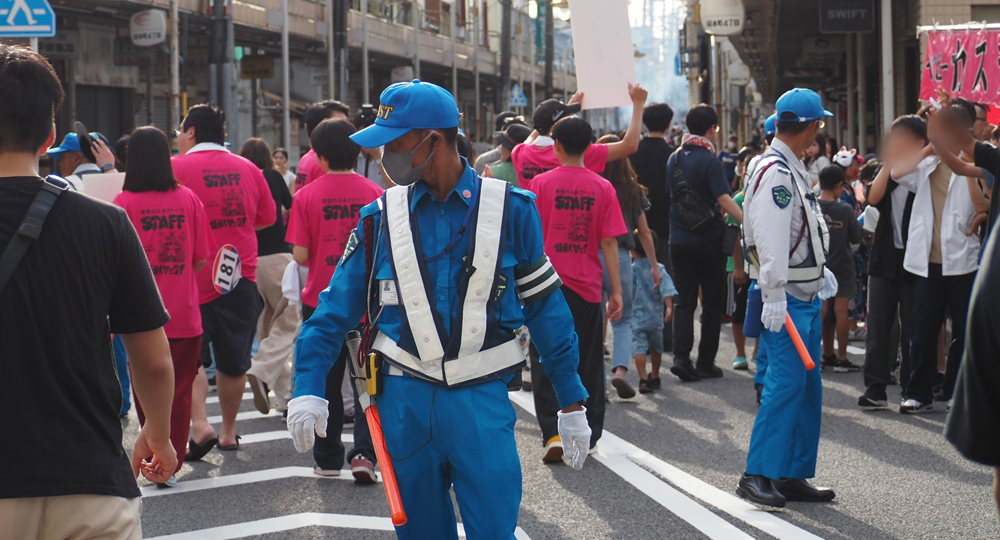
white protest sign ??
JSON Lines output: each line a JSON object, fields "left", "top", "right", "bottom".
{"left": 83, "top": 172, "right": 125, "bottom": 203}
{"left": 567, "top": 0, "right": 636, "bottom": 110}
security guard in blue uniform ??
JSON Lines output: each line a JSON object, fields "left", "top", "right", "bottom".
{"left": 286, "top": 80, "right": 593, "bottom": 540}
{"left": 738, "top": 89, "right": 837, "bottom": 509}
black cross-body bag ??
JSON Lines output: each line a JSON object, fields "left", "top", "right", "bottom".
{"left": 668, "top": 149, "right": 718, "bottom": 233}
{"left": 0, "top": 176, "right": 69, "bottom": 294}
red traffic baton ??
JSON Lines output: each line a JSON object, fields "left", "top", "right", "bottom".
{"left": 784, "top": 314, "right": 816, "bottom": 370}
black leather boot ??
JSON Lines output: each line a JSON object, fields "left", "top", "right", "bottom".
{"left": 773, "top": 478, "right": 836, "bottom": 502}
{"left": 736, "top": 473, "right": 786, "bottom": 509}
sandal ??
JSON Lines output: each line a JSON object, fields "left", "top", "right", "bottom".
{"left": 218, "top": 435, "right": 241, "bottom": 451}
{"left": 185, "top": 436, "right": 218, "bottom": 461}
{"left": 638, "top": 379, "right": 652, "bottom": 394}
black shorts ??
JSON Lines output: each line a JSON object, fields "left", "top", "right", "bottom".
{"left": 200, "top": 278, "right": 264, "bottom": 376}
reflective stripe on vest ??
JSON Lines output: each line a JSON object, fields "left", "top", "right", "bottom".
{"left": 380, "top": 177, "right": 523, "bottom": 386}
{"left": 745, "top": 155, "right": 828, "bottom": 283}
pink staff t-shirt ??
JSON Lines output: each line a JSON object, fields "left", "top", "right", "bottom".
{"left": 294, "top": 149, "right": 325, "bottom": 193}
{"left": 511, "top": 139, "right": 610, "bottom": 191}
{"left": 529, "top": 165, "right": 627, "bottom": 303}
{"left": 286, "top": 172, "right": 384, "bottom": 308}
{"left": 113, "top": 186, "right": 214, "bottom": 338}
{"left": 172, "top": 145, "right": 276, "bottom": 304}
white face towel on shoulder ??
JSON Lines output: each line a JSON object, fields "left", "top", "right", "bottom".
{"left": 282, "top": 260, "right": 301, "bottom": 304}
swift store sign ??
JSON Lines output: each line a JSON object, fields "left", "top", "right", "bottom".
{"left": 819, "top": 0, "right": 874, "bottom": 34}
{"left": 130, "top": 9, "right": 167, "bottom": 47}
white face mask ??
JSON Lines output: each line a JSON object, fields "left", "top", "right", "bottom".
{"left": 727, "top": 142, "right": 737, "bottom": 150}
{"left": 381, "top": 133, "right": 435, "bottom": 186}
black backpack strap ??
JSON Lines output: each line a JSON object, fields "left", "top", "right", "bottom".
{"left": 0, "top": 176, "right": 69, "bottom": 294}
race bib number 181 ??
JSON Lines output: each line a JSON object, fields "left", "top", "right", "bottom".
{"left": 212, "top": 244, "right": 242, "bottom": 294}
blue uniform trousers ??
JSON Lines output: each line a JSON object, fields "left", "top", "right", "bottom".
{"left": 746, "top": 294, "right": 822, "bottom": 481}
{"left": 377, "top": 375, "right": 521, "bottom": 540}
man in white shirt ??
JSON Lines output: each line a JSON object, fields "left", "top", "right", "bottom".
{"left": 889, "top": 106, "right": 981, "bottom": 414}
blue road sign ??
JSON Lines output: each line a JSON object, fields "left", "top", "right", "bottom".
{"left": 0, "top": 0, "right": 56, "bottom": 38}
{"left": 509, "top": 83, "right": 528, "bottom": 108}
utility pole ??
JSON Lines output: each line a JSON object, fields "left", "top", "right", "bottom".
{"left": 451, "top": 0, "right": 458, "bottom": 103}
{"left": 500, "top": 0, "right": 512, "bottom": 110}
{"left": 880, "top": 0, "right": 894, "bottom": 138}
{"left": 170, "top": 0, "right": 180, "bottom": 134}
{"left": 684, "top": 0, "right": 700, "bottom": 109}
{"left": 336, "top": 0, "right": 348, "bottom": 102}
{"left": 222, "top": 0, "right": 236, "bottom": 142}
{"left": 846, "top": 35, "right": 855, "bottom": 149}
{"left": 281, "top": 0, "right": 292, "bottom": 157}
{"left": 362, "top": 0, "right": 370, "bottom": 103}
{"left": 856, "top": 32, "right": 867, "bottom": 155}
{"left": 473, "top": 0, "right": 481, "bottom": 138}
{"left": 544, "top": 0, "right": 553, "bottom": 98}
{"left": 327, "top": 0, "right": 335, "bottom": 100}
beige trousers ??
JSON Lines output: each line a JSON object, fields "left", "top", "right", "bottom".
{"left": 249, "top": 252, "right": 301, "bottom": 411}
{"left": 0, "top": 494, "right": 141, "bottom": 540}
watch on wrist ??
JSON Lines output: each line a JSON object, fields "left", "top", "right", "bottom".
{"left": 101, "top": 163, "right": 116, "bottom": 173}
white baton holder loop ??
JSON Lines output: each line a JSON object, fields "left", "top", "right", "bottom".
{"left": 212, "top": 244, "right": 242, "bottom": 294}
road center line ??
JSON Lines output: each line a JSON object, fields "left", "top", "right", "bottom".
{"left": 508, "top": 392, "right": 826, "bottom": 540}
{"left": 143, "top": 512, "right": 533, "bottom": 540}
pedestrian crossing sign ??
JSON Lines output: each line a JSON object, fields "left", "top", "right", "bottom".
{"left": 0, "top": 0, "right": 55, "bottom": 38}
{"left": 509, "top": 83, "right": 528, "bottom": 108}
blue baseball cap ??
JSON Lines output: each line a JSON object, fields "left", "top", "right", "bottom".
{"left": 764, "top": 114, "right": 776, "bottom": 136}
{"left": 47, "top": 132, "right": 97, "bottom": 157}
{"left": 351, "top": 80, "right": 460, "bottom": 148}
{"left": 775, "top": 88, "right": 833, "bottom": 123}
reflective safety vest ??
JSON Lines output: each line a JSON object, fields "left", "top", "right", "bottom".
{"left": 374, "top": 176, "right": 524, "bottom": 387}
{"left": 743, "top": 153, "right": 829, "bottom": 284}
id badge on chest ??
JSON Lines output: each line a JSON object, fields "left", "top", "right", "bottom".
{"left": 380, "top": 279, "right": 399, "bottom": 305}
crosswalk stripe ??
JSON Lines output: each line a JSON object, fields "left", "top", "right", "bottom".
{"left": 140, "top": 467, "right": 369, "bottom": 498}
{"left": 238, "top": 431, "right": 354, "bottom": 445}
{"left": 143, "top": 512, "right": 533, "bottom": 539}
{"left": 508, "top": 392, "right": 827, "bottom": 540}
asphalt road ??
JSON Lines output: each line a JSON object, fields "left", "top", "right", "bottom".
{"left": 129, "top": 324, "right": 1000, "bottom": 540}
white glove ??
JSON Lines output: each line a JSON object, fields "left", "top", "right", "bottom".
{"left": 557, "top": 408, "right": 592, "bottom": 470}
{"left": 819, "top": 267, "right": 839, "bottom": 300}
{"left": 761, "top": 300, "right": 787, "bottom": 333}
{"left": 287, "top": 395, "right": 329, "bottom": 453}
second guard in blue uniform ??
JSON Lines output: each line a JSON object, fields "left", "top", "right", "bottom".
{"left": 285, "top": 80, "right": 593, "bottom": 540}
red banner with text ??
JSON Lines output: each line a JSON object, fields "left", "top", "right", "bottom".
{"left": 920, "top": 28, "right": 1000, "bottom": 106}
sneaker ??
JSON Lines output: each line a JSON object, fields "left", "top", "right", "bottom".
{"left": 155, "top": 475, "right": 178, "bottom": 488}
{"left": 542, "top": 436, "right": 564, "bottom": 463}
{"left": 831, "top": 359, "right": 861, "bottom": 373}
{"left": 857, "top": 388, "right": 888, "bottom": 409}
{"left": 732, "top": 356, "right": 748, "bottom": 370}
{"left": 650, "top": 377, "right": 662, "bottom": 389}
{"left": 899, "top": 398, "right": 934, "bottom": 414}
{"left": 638, "top": 379, "right": 652, "bottom": 394}
{"left": 350, "top": 456, "right": 378, "bottom": 484}
{"left": 848, "top": 328, "right": 867, "bottom": 342}
{"left": 821, "top": 354, "right": 836, "bottom": 370}
{"left": 207, "top": 376, "right": 217, "bottom": 388}
{"left": 343, "top": 414, "right": 355, "bottom": 429}
{"left": 588, "top": 444, "right": 598, "bottom": 456}
{"left": 670, "top": 363, "right": 701, "bottom": 382}
{"left": 313, "top": 465, "right": 343, "bottom": 477}
{"left": 611, "top": 374, "right": 637, "bottom": 399}
{"left": 246, "top": 374, "right": 271, "bottom": 415}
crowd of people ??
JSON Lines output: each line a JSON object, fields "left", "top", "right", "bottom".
{"left": 3, "top": 41, "right": 999, "bottom": 539}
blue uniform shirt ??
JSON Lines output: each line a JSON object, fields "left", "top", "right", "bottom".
{"left": 294, "top": 161, "right": 589, "bottom": 408}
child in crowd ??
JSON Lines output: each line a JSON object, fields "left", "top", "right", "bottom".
{"left": 817, "top": 165, "right": 865, "bottom": 371}
{"left": 631, "top": 231, "right": 678, "bottom": 393}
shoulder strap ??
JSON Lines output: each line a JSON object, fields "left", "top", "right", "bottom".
{"left": 0, "top": 176, "right": 69, "bottom": 294}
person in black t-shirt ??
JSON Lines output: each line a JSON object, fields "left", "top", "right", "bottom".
{"left": 630, "top": 102, "right": 676, "bottom": 351}
{"left": 0, "top": 44, "right": 175, "bottom": 537}
{"left": 240, "top": 137, "right": 301, "bottom": 415}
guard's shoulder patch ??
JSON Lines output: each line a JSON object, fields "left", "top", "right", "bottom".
{"left": 339, "top": 228, "right": 361, "bottom": 267}
{"left": 510, "top": 186, "right": 536, "bottom": 201}
{"left": 772, "top": 186, "right": 792, "bottom": 209}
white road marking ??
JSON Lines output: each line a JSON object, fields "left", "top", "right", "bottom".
{"left": 144, "top": 512, "right": 533, "bottom": 539}
{"left": 206, "top": 393, "right": 252, "bottom": 405}
{"left": 140, "top": 467, "right": 368, "bottom": 498}
{"left": 207, "top": 410, "right": 282, "bottom": 424}
{"left": 238, "top": 431, "right": 354, "bottom": 445}
{"left": 846, "top": 345, "right": 865, "bottom": 356}
{"left": 508, "top": 392, "right": 827, "bottom": 540}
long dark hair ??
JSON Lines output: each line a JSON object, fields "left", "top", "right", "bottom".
{"left": 596, "top": 134, "right": 644, "bottom": 213}
{"left": 239, "top": 138, "right": 274, "bottom": 170}
{"left": 804, "top": 132, "right": 828, "bottom": 167}
{"left": 123, "top": 126, "right": 177, "bottom": 193}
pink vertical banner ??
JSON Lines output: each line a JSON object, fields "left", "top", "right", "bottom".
{"left": 920, "top": 28, "right": 1000, "bottom": 106}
